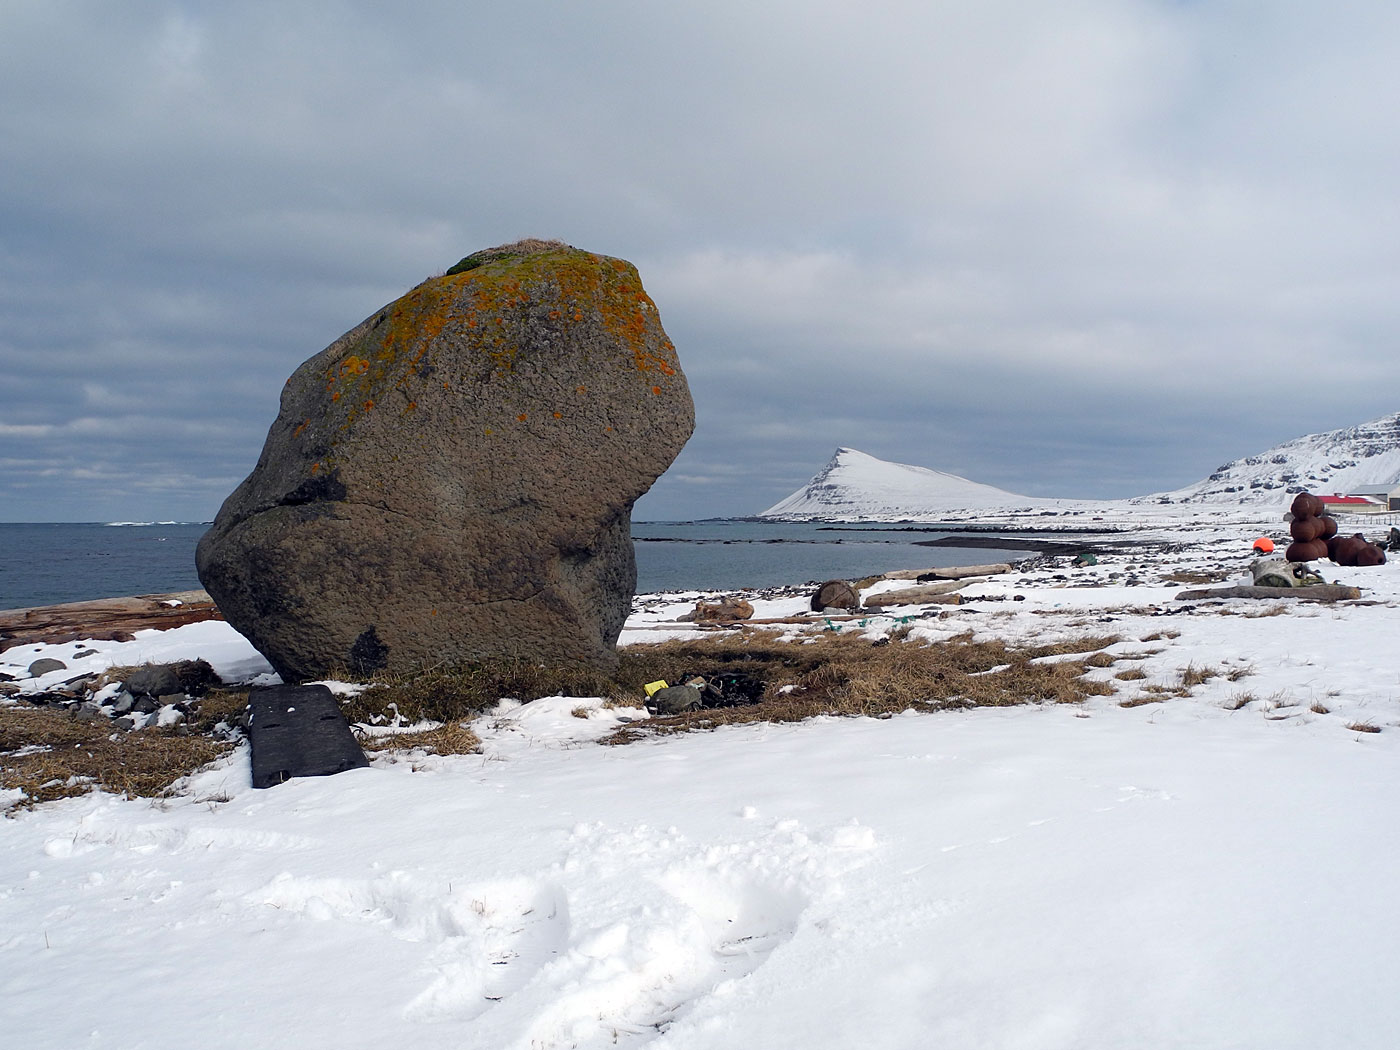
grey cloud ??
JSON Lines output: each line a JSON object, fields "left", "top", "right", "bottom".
{"left": 4, "top": 1, "right": 1400, "bottom": 522}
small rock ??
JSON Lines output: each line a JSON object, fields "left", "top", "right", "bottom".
{"left": 123, "top": 660, "right": 221, "bottom": 699}
{"left": 72, "top": 704, "right": 104, "bottom": 723}
{"left": 0, "top": 682, "right": 19, "bottom": 697}
{"left": 133, "top": 696, "right": 160, "bottom": 715}
{"left": 108, "top": 691, "right": 136, "bottom": 715}
{"left": 27, "top": 658, "right": 67, "bottom": 678}
{"left": 649, "top": 684, "right": 703, "bottom": 715}
{"left": 114, "top": 715, "right": 138, "bottom": 732}
{"left": 73, "top": 648, "right": 99, "bottom": 658}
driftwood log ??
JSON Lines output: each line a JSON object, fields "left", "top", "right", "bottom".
{"left": 867, "top": 583, "right": 966, "bottom": 606}
{"left": 0, "top": 591, "right": 223, "bottom": 653}
{"left": 879, "top": 563, "right": 1012, "bottom": 582}
{"left": 921, "top": 563, "right": 1012, "bottom": 580}
{"left": 1174, "top": 585, "right": 1362, "bottom": 603}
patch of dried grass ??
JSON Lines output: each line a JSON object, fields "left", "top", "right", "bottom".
{"left": 1114, "top": 668, "right": 1148, "bottom": 681}
{"left": 1347, "top": 721, "right": 1382, "bottom": 734}
{"left": 1163, "top": 570, "right": 1230, "bottom": 585}
{"left": 338, "top": 659, "right": 637, "bottom": 726}
{"left": 602, "top": 631, "right": 1119, "bottom": 743}
{"left": 1118, "top": 695, "right": 1163, "bottom": 708}
{"left": 357, "top": 723, "right": 481, "bottom": 755}
{"left": 1, "top": 705, "right": 233, "bottom": 812}
{"left": 1178, "top": 664, "right": 1218, "bottom": 688}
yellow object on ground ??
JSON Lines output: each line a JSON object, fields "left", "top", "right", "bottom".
{"left": 643, "top": 680, "right": 669, "bottom": 697}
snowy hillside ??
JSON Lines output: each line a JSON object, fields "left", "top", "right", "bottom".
{"left": 1134, "top": 411, "right": 1400, "bottom": 506}
{"left": 761, "top": 447, "right": 1049, "bottom": 519}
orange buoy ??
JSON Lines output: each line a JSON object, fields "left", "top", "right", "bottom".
{"left": 1252, "top": 537, "right": 1275, "bottom": 554}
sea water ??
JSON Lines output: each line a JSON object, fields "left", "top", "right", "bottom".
{"left": 0, "top": 521, "right": 1036, "bottom": 609}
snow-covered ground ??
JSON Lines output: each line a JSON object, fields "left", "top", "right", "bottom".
{"left": 4, "top": 517, "right": 1400, "bottom": 1049}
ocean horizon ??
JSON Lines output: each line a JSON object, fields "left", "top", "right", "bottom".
{"left": 0, "top": 520, "right": 1039, "bottom": 610}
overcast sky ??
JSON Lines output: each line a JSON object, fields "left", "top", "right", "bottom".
{"left": 3, "top": 1, "right": 1400, "bottom": 522}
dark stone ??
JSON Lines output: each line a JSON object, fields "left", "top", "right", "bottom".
{"left": 27, "top": 658, "right": 67, "bottom": 678}
{"left": 197, "top": 241, "right": 693, "bottom": 682}
{"left": 123, "top": 660, "right": 221, "bottom": 698}
{"left": 248, "top": 684, "right": 370, "bottom": 789}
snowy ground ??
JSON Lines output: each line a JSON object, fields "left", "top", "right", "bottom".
{"left": 4, "top": 518, "right": 1400, "bottom": 1049}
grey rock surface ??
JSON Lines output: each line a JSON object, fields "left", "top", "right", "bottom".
{"left": 198, "top": 242, "right": 693, "bottom": 680}
{"left": 27, "top": 658, "right": 67, "bottom": 677}
{"left": 650, "top": 684, "right": 702, "bottom": 715}
{"left": 122, "top": 660, "right": 220, "bottom": 699}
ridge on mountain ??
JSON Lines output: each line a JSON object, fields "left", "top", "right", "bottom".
{"left": 760, "top": 447, "right": 1047, "bottom": 519}
{"left": 1133, "top": 411, "right": 1400, "bottom": 505}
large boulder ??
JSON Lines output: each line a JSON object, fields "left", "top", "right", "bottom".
{"left": 197, "top": 241, "right": 693, "bottom": 681}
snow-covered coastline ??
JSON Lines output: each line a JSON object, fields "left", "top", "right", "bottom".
{"left": 4, "top": 513, "right": 1400, "bottom": 1049}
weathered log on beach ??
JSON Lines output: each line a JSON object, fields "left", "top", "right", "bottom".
{"left": 920, "top": 563, "right": 1012, "bottom": 580}
{"left": 865, "top": 588, "right": 964, "bottom": 607}
{"left": 1173, "top": 584, "right": 1362, "bottom": 602}
{"left": 879, "top": 563, "right": 1011, "bottom": 581}
{"left": 0, "top": 591, "right": 222, "bottom": 653}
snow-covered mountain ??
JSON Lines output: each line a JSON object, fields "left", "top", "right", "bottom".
{"left": 761, "top": 412, "right": 1400, "bottom": 521}
{"left": 761, "top": 447, "right": 1048, "bottom": 519}
{"left": 1134, "top": 411, "right": 1400, "bottom": 506}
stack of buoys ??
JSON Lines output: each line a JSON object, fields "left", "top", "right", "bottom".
{"left": 1285, "top": 493, "right": 1334, "bottom": 562}
{"left": 1285, "top": 491, "right": 1387, "bottom": 565}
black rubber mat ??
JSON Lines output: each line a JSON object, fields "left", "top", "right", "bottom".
{"left": 248, "top": 684, "right": 369, "bottom": 789}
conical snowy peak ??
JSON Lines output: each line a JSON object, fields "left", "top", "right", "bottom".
{"left": 761, "top": 448, "right": 1043, "bottom": 519}
{"left": 1136, "top": 411, "right": 1400, "bottom": 505}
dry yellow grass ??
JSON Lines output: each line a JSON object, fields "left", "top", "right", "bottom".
{"left": 1118, "top": 695, "right": 1163, "bottom": 708}
{"left": 1, "top": 705, "right": 233, "bottom": 812}
{"left": 1163, "top": 570, "right": 1231, "bottom": 585}
{"left": 602, "top": 631, "right": 1119, "bottom": 743}
{"left": 357, "top": 723, "right": 481, "bottom": 755}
